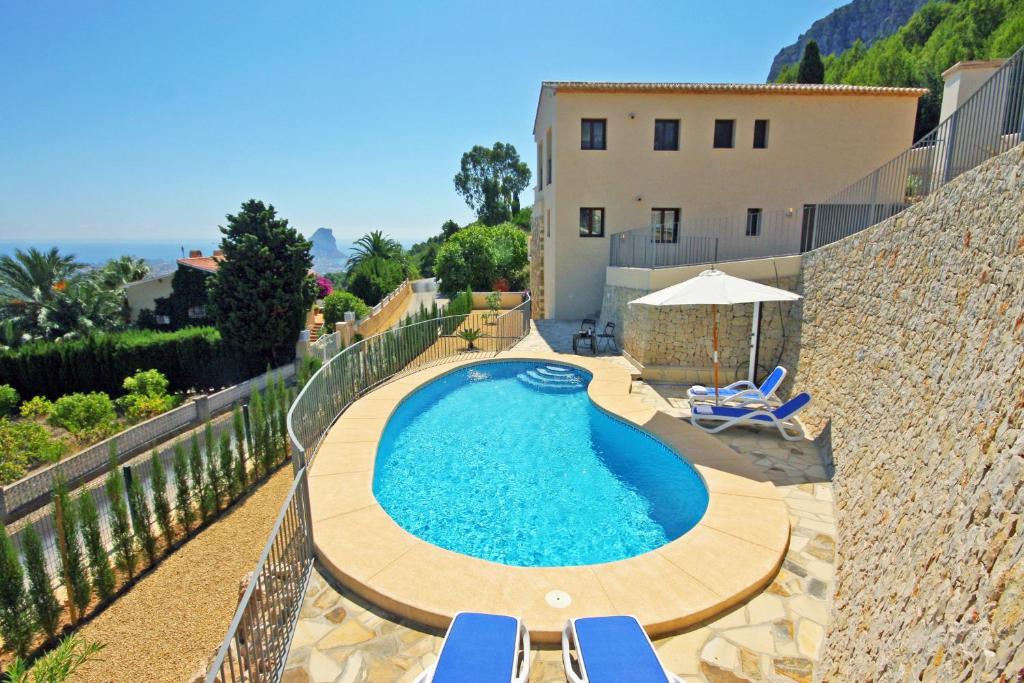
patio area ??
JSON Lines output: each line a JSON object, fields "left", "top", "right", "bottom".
{"left": 282, "top": 320, "right": 834, "bottom": 683}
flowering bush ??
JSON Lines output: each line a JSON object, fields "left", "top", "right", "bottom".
{"left": 315, "top": 275, "right": 334, "bottom": 299}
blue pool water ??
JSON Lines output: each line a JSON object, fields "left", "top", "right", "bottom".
{"left": 373, "top": 361, "right": 709, "bottom": 567}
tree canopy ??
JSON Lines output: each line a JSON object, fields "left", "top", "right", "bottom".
{"left": 453, "top": 143, "right": 531, "bottom": 226}
{"left": 434, "top": 223, "right": 528, "bottom": 293}
{"left": 207, "top": 200, "right": 315, "bottom": 367}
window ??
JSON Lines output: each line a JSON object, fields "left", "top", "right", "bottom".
{"left": 546, "top": 209, "right": 551, "bottom": 238}
{"left": 545, "top": 128, "right": 552, "bottom": 185}
{"left": 187, "top": 305, "right": 207, "bottom": 319}
{"left": 746, "top": 208, "right": 762, "bottom": 237}
{"left": 537, "top": 142, "right": 543, "bottom": 186}
{"left": 581, "top": 119, "right": 607, "bottom": 150}
{"left": 651, "top": 208, "right": 680, "bottom": 243}
{"left": 653, "top": 119, "right": 680, "bottom": 151}
{"left": 714, "top": 119, "right": 735, "bottom": 148}
{"left": 753, "top": 119, "right": 769, "bottom": 149}
{"left": 579, "top": 208, "right": 605, "bottom": 237}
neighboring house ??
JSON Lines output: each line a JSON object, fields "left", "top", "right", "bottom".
{"left": 125, "top": 249, "right": 225, "bottom": 326}
{"left": 530, "top": 81, "right": 926, "bottom": 319}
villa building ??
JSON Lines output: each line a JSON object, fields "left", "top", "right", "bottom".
{"left": 124, "top": 249, "right": 225, "bottom": 324}
{"left": 530, "top": 81, "right": 926, "bottom": 319}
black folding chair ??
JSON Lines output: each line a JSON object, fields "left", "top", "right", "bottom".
{"left": 596, "top": 322, "right": 618, "bottom": 353}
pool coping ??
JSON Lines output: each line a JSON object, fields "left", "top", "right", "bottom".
{"left": 308, "top": 351, "right": 790, "bottom": 644}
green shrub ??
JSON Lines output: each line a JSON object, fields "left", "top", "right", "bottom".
{"left": 346, "top": 257, "right": 405, "bottom": 306}
{"left": 0, "top": 522, "right": 33, "bottom": 656}
{"left": 171, "top": 443, "right": 194, "bottom": 532}
{"left": 232, "top": 405, "right": 247, "bottom": 492}
{"left": 218, "top": 431, "right": 235, "bottom": 500}
{"left": 104, "top": 449, "right": 137, "bottom": 580}
{"left": 149, "top": 449, "right": 173, "bottom": 548}
{"left": 121, "top": 368, "right": 169, "bottom": 397}
{"left": 203, "top": 423, "right": 221, "bottom": 510}
{"left": 0, "top": 419, "right": 67, "bottom": 484}
{"left": 77, "top": 491, "right": 116, "bottom": 602}
{"left": 49, "top": 392, "right": 117, "bottom": 440}
{"left": 297, "top": 355, "right": 322, "bottom": 388}
{"left": 19, "top": 395, "right": 53, "bottom": 419}
{"left": 435, "top": 223, "right": 527, "bottom": 293}
{"left": 21, "top": 524, "right": 61, "bottom": 639}
{"left": 117, "top": 369, "right": 178, "bottom": 423}
{"left": 322, "top": 291, "right": 370, "bottom": 325}
{"left": 0, "top": 327, "right": 250, "bottom": 401}
{"left": 53, "top": 474, "right": 91, "bottom": 623}
{"left": 0, "top": 385, "right": 19, "bottom": 415}
{"left": 188, "top": 434, "right": 207, "bottom": 520}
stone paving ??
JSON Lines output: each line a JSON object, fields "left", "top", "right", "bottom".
{"left": 283, "top": 322, "right": 835, "bottom": 682}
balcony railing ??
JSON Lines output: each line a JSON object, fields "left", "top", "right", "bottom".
{"left": 609, "top": 44, "right": 1024, "bottom": 269}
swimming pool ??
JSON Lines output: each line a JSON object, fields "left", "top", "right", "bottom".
{"left": 373, "top": 361, "right": 708, "bottom": 567}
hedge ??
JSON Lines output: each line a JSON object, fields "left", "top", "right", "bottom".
{"left": 0, "top": 327, "right": 250, "bottom": 400}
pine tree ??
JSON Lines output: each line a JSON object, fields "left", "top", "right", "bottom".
{"left": 218, "top": 431, "right": 235, "bottom": 500}
{"left": 232, "top": 404, "right": 248, "bottom": 491}
{"left": 105, "top": 453, "right": 137, "bottom": 580}
{"left": 127, "top": 476, "right": 157, "bottom": 566}
{"left": 172, "top": 442, "right": 194, "bottom": 532}
{"left": 797, "top": 40, "right": 825, "bottom": 84}
{"left": 0, "top": 523, "right": 34, "bottom": 656}
{"left": 22, "top": 525, "right": 61, "bottom": 640}
{"left": 77, "top": 491, "right": 116, "bottom": 602}
{"left": 149, "top": 449, "right": 174, "bottom": 548}
{"left": 53, "top": 474, "right": 91, "bottom": 624}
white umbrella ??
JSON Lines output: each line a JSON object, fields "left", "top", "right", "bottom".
{"left": 629, "top": 269, "right": 801, "bottom": 402}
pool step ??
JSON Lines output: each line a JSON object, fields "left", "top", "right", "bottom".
{"left": 516, "top": 368, "right": 584, "bottom": 392}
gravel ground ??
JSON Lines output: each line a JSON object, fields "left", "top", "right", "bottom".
{"left": 73, "top": 466, "right": 295, "bottom": 683}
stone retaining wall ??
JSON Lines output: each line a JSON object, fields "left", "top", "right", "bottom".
{"left": 599, "top": 276, "right": 799, "bottom": 385}
{"left": 786, "top": 145, "right": 1024, "bottom": 680}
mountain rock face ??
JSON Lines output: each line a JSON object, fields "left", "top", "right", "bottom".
{"left": 309, "top": 227, "right": 343, "bottom": 258}
{"left": 767, "top": 0, "right": 929, "bottom": 81}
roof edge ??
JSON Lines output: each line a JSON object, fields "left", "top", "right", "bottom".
{"left": 541, "top": 81, "right": 929, "bottom": 97}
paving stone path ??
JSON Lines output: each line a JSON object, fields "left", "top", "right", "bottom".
{"left": 283, "top": 323, "right": 835, "bottom": 682}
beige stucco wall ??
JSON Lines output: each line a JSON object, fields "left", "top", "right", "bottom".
{"left": 124, "top": 275, "right": 174, "bottom": 321}
{"left": 534, "top": 86, "right": 921, "bottom": 320}
{"left": 788, "top": 145, "right": 1024, "bottom": 680}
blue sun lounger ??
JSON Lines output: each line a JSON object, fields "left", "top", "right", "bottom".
{"left": 414, "top": 612, "right": 530, "bottom": 683}
{"left": 562, "top": 616, "right": 683, "bottom": 683}
{"left": 687, "top": 366, "right": 787, "bottom": 406}
{"left": 690, "top": 391, "right": 811, "bottom": 441}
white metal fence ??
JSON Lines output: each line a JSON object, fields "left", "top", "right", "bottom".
{"left": 205, "top": 296, "right": 532, "bottom": 683}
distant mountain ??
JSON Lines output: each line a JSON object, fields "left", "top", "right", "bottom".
{"left": 309, "top": 227, "right": 344, "bottom": 259}
{"left": 767, "top": 0, "right": 929, "bottom": 81}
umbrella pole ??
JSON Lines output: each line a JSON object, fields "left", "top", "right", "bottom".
{"left": 712, "top": 303, "right": 720, "bottom": 405}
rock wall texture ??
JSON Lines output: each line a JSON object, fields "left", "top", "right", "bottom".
{"left": 600, "top": 277, "right": 800, "bottom": 384}
{"left": 787, "top": 146, "right": 1024, "bottom": 680}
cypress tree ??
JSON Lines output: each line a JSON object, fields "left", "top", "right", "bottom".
{"left": 0, "top": 523, "right": 34, "bottom": 656}
{"left": 22, "top": 525, "right": 61, "bottom": 640}
{"left": 204, "top": 422, "right": 222, "bottom": 509}
{"left": 797, "top": 40, "right": 825, "bottom": 84}
{"left": 232, "top": 405, "right": 247, "bottom": 491}
{"left": 105, "top": 453, "right": 137, "bottom": 580}
{"left": 77, "top": 491, "right": 116, "bottom": 602}
{"left": 149, "top": 449, "right": 174, "bottom": 548}
{"left": 172, "top": 442, "right": 194, "bottom": 531}
{"left": 249, "top": 389, "right": 266, "bottom": 478}
{"left": 276, "top": 374, "right": 289, "bottom": 462}
{"left": 127, "top": 476, "right": 157, "bottom": 566}
{"left": 189, "top": 434, "right": 210, "bottom": 520}
{"left": 218, "top": 431, "right": 234, "bottom": 500}
{"left": 53, "top": 474, "right": 91, "bottom": 624}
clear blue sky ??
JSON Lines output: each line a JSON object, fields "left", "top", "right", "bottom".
{"left": 0, "top": 1, "right": 845, "bottom": 244}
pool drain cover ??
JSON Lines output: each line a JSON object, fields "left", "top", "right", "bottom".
{"left": 546, "top": 590, "right": 572, "bottom": 608}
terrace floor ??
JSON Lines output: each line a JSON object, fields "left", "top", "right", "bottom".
{"left": 283, "top": 321, "right": 834, "bottom": 683}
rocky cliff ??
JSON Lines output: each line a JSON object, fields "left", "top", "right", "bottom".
{"left": 767, "top": 0, "right": 929, "bottom": 81}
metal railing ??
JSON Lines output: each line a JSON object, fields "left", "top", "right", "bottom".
{"left": 206, "top": 295, "right": 532, "bottom": 683}
{"left": 608, "top": 45, "right": 1024, "bottom": 268}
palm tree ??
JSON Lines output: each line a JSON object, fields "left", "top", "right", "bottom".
{"left": 0, "top": 248, "right": 84, "bottom": 340}
{"left": 39, "top": 279, "right": 124, "bottom": 341}
{"left": 347, "top": 230, "right": 402, "bottom": 270}
{"left": 95, "top": 255, "right": 149, "bottom": 289}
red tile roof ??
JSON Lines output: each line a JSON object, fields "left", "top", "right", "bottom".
{"left": 177, "top": 252, "right": 225, "bottom": 273}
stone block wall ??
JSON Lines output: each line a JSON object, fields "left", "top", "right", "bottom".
{"left": 600, "top": 277, "right": 800, "bottom": 385}
{"left": 785, "top": 146, "right": 1024, "bottom": 680}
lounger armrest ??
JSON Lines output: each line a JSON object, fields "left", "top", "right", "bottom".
{"left": 729, "top": 389, "right": 774, "bottom": 406}
{"left": 722, "top": 379, "right": 757, "bottom": 391}
{"left": 514, "top": 623, "right": 531, "bottom": 683}
{"left": 561, "top": 623, "right": 585, "bottom": 683}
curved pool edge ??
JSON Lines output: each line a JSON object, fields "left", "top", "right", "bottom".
{"left": 308, "top": 351, "right": 790, "bottom": 643}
